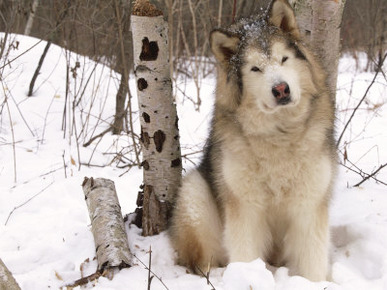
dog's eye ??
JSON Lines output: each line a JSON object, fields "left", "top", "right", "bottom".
{"left": 281, "top": 56, "right": 289, "bottom": 64}
{"left": 251, "top": 66, "right": 261, "bottom": 72}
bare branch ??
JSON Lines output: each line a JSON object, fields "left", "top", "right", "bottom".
{"left": 353, "top": 163, "right": 387, "bottom": 187}
{"left": 132, "top": 252, "right": 170, "bottom": 290}
{"left": 5, "top": 181, "right": 54, "bottom": 226}
{"left": 337, "top": 53, "right": 387, "bottom": 146}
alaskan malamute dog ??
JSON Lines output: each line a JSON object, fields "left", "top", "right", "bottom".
{"left": 170, "top": 0, "right": 336, "bottom": 281}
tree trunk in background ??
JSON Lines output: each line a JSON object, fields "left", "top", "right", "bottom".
{"left": 28, "top": 40, "right": 51, "bottom": 96}
{"left": 291, "top": 0, "right": 346, "bottom": 96}
{"left": 112, "top": 65, "right": 129, "bottom": 134}
{"left": 0, "top": 258, "right": 21, "bottom": 290}
{"left": 27, "top": 0, "right": 71, "bottom": 97}
{"left": 131, "top": 0, "right": 182, "bottom": 236}
{"left": 24, "top": 0, "right": 39, "bottom": 36}
{"left": 112, "top": 0, "right": 132, "bottom": 135}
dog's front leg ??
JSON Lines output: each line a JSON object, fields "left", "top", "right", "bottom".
{"left": 284, "top": 201, "right": 329, "bottom": 281}
{"left": 223, "top": 198, "right": 271, "bottom": 263}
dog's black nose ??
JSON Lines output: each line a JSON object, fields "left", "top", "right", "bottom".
{"left": 272, "top": 82, "right": 291, "bottom": 105}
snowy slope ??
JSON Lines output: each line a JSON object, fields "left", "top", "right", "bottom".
{"left": 0, "top": 34, "right": 386, "bottom": 290}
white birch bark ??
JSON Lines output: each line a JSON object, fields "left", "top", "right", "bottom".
{"left": 24, "top": 0, "right": 39, "bottom": 36}
{"left": 82, "top": 177, "right": 132, "bottom": 271}
{"left": 131, "top": 3, "right": 182, "bottom": 236}
{"left": 166, "top": 0, "right": 174, "bottom": 78}
{"left": 0, "top": 258, "right": 21, "bottom": 290}
{"left": 291, "top": 0, "right": 346, "bottom": 95}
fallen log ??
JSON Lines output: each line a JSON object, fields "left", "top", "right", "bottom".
{"left": 82, "top": 177, "right": 132, "bottom": 272}
{"left": 0, "top": 258, "right": 21, "bottom": 290}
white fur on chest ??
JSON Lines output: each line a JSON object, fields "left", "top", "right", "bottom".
{"left": 221, "top": 134, "right": 332, "bottom": 206}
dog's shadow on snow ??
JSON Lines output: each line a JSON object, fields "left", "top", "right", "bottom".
{"left": 331, "top": 225, "right": 358, "bottom": 248}
{"left": 330, "top": 225, "right": 384, "bottom": 280}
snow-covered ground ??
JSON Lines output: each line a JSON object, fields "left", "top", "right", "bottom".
{"left": 0, "top": 34, "right": 386, "bottom": 290}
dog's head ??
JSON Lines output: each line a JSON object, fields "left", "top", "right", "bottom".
{"left": 210, "top": 0, "right": 319, "bottom": 115}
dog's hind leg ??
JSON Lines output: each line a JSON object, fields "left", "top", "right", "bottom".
{"left": 169, "top": 170, "right": 226, "bottom": 273}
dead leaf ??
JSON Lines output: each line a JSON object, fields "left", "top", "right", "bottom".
{"left": 55, "top": 271, "right": 63, "bottom": 281}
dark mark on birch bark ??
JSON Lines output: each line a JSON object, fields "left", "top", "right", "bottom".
{"left": 142, "top": 112, "right": 150, "bottom": 123}
{"left": 141, "top": 160, "right": 150, "bottom": 170}
{"left": 171, "top": 158, "right": 181, "bottom": 167}
{"left": 138, "top": 78, "right": 148, "bottom": 91}
{"left": 140, "top": 129, "right": 150, "bottom": 149}
{"left": 140, "top": 37, "right": 159, "bottom": 61}
{"left": 154, "top": 130, "right": 166, "bottom": 153}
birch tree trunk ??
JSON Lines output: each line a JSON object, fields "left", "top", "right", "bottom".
{"left": 82, "top": 177, "right": 132, "bottom": 272}
{"left": 131, "top": 0, "right": 182, "bottom": 236}
{"left": 291, "top": 0, "right": 346, "bottom": 96}
{"left": 0, "top": 258, "right": 21, "bottom": 290}
{"left": 24, "top": 0, "right": 39, "bottom": 36}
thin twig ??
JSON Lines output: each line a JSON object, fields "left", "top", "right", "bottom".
{"left": 9, "top": 167, "right": 62, "bottom": 190}
{"left": 0, "top": 140, "right": 22, "bottom": 147}
{"left": 0, "top": 38, "right": 45, "bottom": 70}
{"left": 353, "top": 163, "right": 387, "bottom": 187}
{"left": 232, "top": 0, "right": 237, "bottom": 24}
{"left": 340, "top": 161, "right": 387, "bottom": 187}
{"left": 72, "top": 93, "right": 82, "bottom": 171}
{"left": 340, "top": 149, "right": 387, "bottom": 185}
{"left": 41, "top": 93, "right": 56, "bottom": 144}
{"left": 83, "top": 127, "right": 112, "bottom": 147}
{"left": 62, "top": 151, "right": 67, "bottom": 178}
{"left": 132, "top": 253, "right": 169, "bottom": 290}
{"left": 337, "top": 53, "right": 387, "bottom": 146}
{"left": 64, "top": 271, "right": 101, "bottom": 288}
{"left": 147, "top": 246, "right": 153, "bottom": 290}
{"left": 9, "top": 93, "right": 35, "bottom": 137}
{"left": 2, "top": 83, "right": 17, "bottom": 183}
{"left": 5, "top": 181, "right": 54, "bottom": 225}
{"left": 86, "top": 133, "right": 105, "bottom": 166}
{"left": 75, "top": 61, "right": 99, "bottom": 107}
{"left": 80, "top": 163, "right": 107, "bottom": 168}
{"left": 195, "top": 264, "right": 217, "bottom": 290}
{"left": 64, "top": 268, "right": 116, "bottom": 288}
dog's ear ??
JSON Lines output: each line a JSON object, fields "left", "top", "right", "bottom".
{"left": 268, "top": 0, "right": 300, "bottom": 39}
{"left": 210, "top": 29, "right": 240, "bottom": 67}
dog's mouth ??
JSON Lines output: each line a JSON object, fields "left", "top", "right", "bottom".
{"left": 276, "top": 95, "right": 292, "bottom": 105}
{"left": 261, "top": 96, "right": 297, "bottom": 113}
{"left": 277, "top": 96, "right": 292, "bottom": 106}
